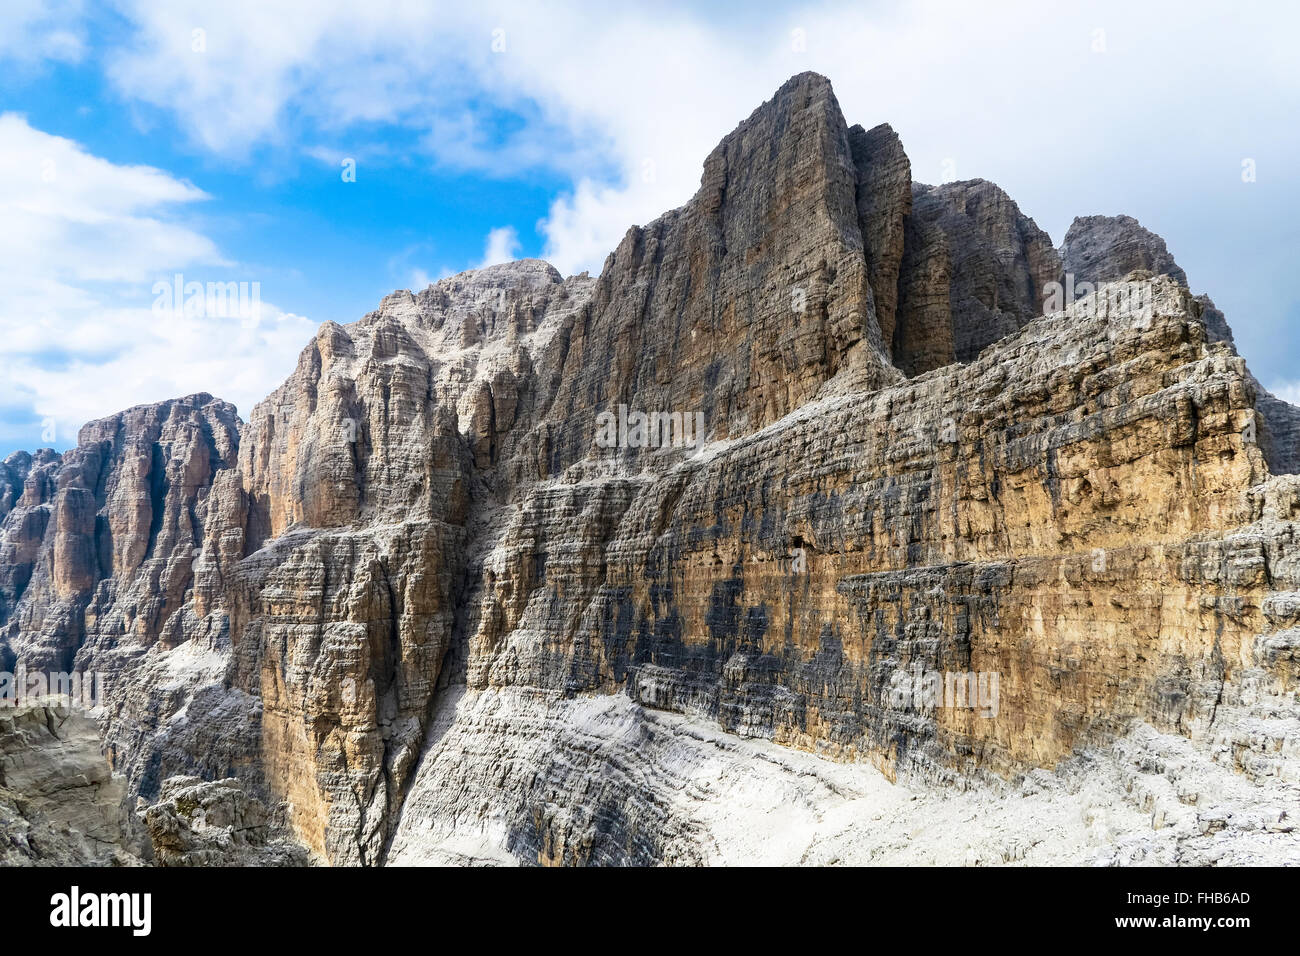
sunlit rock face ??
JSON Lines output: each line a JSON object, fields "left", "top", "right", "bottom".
{"left": 2, "top": 72, "right": 1298, "bottom": 867}
{"left": 1061, "top": 212, "right": 1300, "bottom": 476}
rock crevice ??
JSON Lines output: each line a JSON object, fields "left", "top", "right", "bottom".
{"left": 1, "top": 72, "right": 1297, "bottom": 866}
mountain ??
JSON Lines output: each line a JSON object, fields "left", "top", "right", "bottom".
{"left": 2, "top": 73, "right": 1297, "bottom": 866}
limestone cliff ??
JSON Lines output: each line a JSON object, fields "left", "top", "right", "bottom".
{"left": 1, "top": 72, "right": 1297, "bottom": 867}
{"left": 1062, "top": 212, "right": 1300, "bottom": 475}
{"left": 896, "top": 179, "right": 1063, "bottom": 375}
{"left": 0, "top": 700, "right": 143, "bottom": 866}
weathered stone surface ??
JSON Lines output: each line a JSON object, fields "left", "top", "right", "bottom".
{"left": 1061, "top": 213, "right": 1233, "bottom": 341}
{"left": 1, "top": 72, "right": 1298, "bottom": 868}
{"left": 0, "top": 700, "right": 144, "bottom": 865}
{"left": 895, "top": 180, "right": 1063, "bottom": 374}
{"left": 388, "top": 684, "right": 1297, "bottom": 866}
{"left": 0, "top": 394, "right": 238, "bottom": 673}
{"left": 141, "top": 775, "right": 311, "bottom": 866}
{"left": 528, "top": 72, "right": 900, "bottom": 476}
{"left": 1063, "top": 214, "right": 1189, "bottom": 289}
{"left": 849, "top": 122, "right": 912, "bottom": 354}
{"left": 1254, "top": 387, "right": 1300, "bottom": 476}
{"left": 1061, "top": 212, "right": 1300, "bottom": 474}
{"left": 466, "top": 278, "right": 1267, "bottom": 773}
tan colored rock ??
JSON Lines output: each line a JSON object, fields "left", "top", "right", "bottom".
{"left": 1, "top": 72, "right": 1297, "bottom": 869}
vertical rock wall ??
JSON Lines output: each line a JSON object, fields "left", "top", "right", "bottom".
{"left": 1, "top": 72, "right": 1296, "bottom": 866}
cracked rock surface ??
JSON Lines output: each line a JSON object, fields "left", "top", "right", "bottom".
{"left": 141, "top": 775, "right": 312, "bottom": 866}
{"left": 2, "top": 72, "right": 1298, "bottom": 866}
{"left": 0, "top": 700, "right": 143, "bottom": 865}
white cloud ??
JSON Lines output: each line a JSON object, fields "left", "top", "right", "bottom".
{"left": 0, "top": 113, "right": 219, "bottom": 278}
{"left": 103, "top": 0, "right": 453, "bottom": 158}
{"left": 0, "top": 114, "right": 314, "bottom": 450}
{"left": 1267, "top": 381, "right": 1300, "bottom": 407}
{"left": 92, "top": 1, "right": 768, "bottom": 273}
{"left": 87, "top": 0, "right": 1300, "bottom": 281}
{"left": 477, "top": 226, "right": 521, "bottom": 268}
{"left": 0, "top": 0, "right": 86, "bottom": 64}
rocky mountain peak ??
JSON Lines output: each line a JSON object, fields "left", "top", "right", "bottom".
{"left": 1058, "top": 211, "right": 1300, "bottom": 473}
{"left": 893, "top": 177, "right": 1062, "bottom": 374}
{"left": 1062, "top": 213, "right": 1189, "bottom": 287}
{"left": 2, "top": 73, "right": 1298, "bottom": 868}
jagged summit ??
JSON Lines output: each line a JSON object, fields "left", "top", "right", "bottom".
{"left": 2, "top": 73, "right": 1299, "bottom": 868}
{"left": 1060, "top": 211, "right": 1233, "bottom": 340}
{"left": 406, "top": 257, "right": 564, "bottom": 298}
{"left": 1059, "top": 210, "right": 1300, "bottom": 472}
{"left": 1062, "top": 213, "right": 1189, "bottom": 287}
{"left": 13, "top": 72, "right": 1265, "bottom": 469}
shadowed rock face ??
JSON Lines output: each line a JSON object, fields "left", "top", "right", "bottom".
{"left": 2, "top": 72, "right": 1299, "bottom": 866}
{"left": 530, "top": 72, "right": 901, "bottom": 476}
{"left": 895, "top": 179, "right": 1064, "bottom": 375}
{"left": 848, "top": 122, "right": 912, "bottom": 354}
{"left": 1063, "top": 214, "right": 1189, "bottom": 289}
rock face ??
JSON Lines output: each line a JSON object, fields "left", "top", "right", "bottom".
{"left": 895, "top": 180, "right": 1063, "bottom": 375}
{"left": 1, "top": 72, "right": 1298, "bottom": 867}
{"left": 848, "top": 122, "right": 912, "bottom": 353}
{"left": 0, "top": 700, "right": 143, "bottom": 865}
{"left": 141, "top": 775, "right": 311, "bottom": 866}
{"left": 1063, "top": 214, "right": 1189, "bottom": 289}
{"left": 386, "top": 685, "right": 1297, "bottom": 866}
{"left": 1062, "top": 213, "right": 1231, "bottom": 342}
{"left": 1062, "top": 212, "right": 1300, "bottom": 475}
{"left": 535, "top": 73, "right": 900, "bottom": 472}
{"left": 0, "top": 700, "right": 307, "bottom": 866}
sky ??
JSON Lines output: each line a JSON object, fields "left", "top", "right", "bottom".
{"left": 1, "top": 0, "right": 1298, "bottom": 457}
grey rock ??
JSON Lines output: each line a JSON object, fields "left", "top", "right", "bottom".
{"left": 895, "top": 179, "right": 1063, "bottom": 374}
{"left": 0, "top": 700, "right": 144, "bottom": 865}
{"left": 141, "top": 775, "right": 311, "bottom": 866}
{"left": 849, "top": 122, "right": 912, "bottom": 354}
{"left": 1063, "top": 213, "right": 1189, "bottom": 289}
{"left": 1060, "top": 212, "right": 1300, "bottom": 473}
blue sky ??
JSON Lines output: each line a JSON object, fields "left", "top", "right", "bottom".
{"left": 11, "top": 55, "right": 568, "bottom": 313}
{"left": 2, "top": 0, "right": 1298, "bottom": 457}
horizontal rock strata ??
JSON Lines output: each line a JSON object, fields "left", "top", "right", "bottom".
{"left": 1, "top": 72, "right": 1297, "bottom": 866}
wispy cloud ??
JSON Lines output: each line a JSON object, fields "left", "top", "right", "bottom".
{"left": 477, "top": 226, "right": 521, "bottom": 268}
{"left": 0, "top": 114, "right": 314, "bottom": 450}
{"left": 2, "top": 0, "right": 1299, "bottom": 416}
{"left": 78, "top": 1, "right": 1300, "bottom": 280}
{"left": 0, "top": 0, "right": 87, "bottom": 64}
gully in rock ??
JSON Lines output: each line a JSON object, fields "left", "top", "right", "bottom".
{"left": 0, "top": 7, "right": 1295, "bottom": 913}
